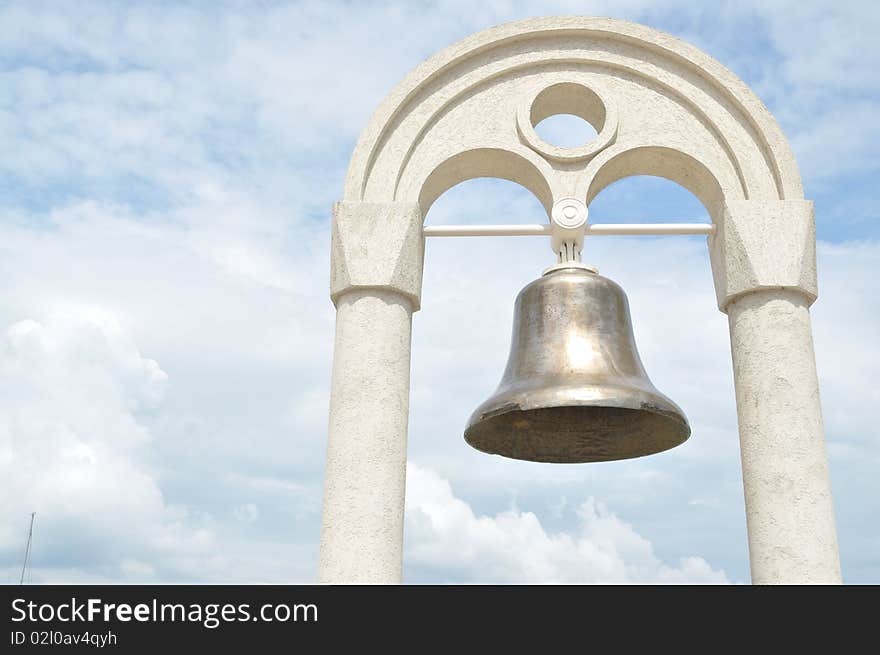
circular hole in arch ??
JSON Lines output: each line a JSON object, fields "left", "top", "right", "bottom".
{"left": 534, "top": 114, "right": 598, "bottom": 148}
{"left": 528, "top": 82, "right": 606, "bottom": 150}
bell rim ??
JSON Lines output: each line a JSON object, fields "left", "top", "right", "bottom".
{"left": 464, "top": 384, "right": 690, "bottom": 463}
{"left": 464, "top": 403, "right": 690, "bottom": 463}
{"left": 466, "top": 380, "right": 689, "bottom": 425}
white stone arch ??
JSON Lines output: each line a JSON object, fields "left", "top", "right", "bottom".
{"left": 578, "top": 143, "right": 726, "bottom": 221}
{"left": 322, "top": 16, "right": 840, "bottom": 585}
{"left": 417, "top": 146, "right": 558, "bottom": 215}
{"left": 342, "top": 16, "right": 803, "bottom": 219}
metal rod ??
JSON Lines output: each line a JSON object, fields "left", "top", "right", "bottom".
{"left": 20, "top": 512, "right": 35, "bottom": 586}
{"left": 423, "top": 223, "right": 714, "bottom": 237}
{"left": 587, "top": 223, "right": 714, "bottom": 235}
{"left": 423, "top": 224, "right": 552, "bottom": 237}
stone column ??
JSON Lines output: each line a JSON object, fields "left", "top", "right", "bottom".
{"left": 319, "top": 202, "right": 424, "bottom": 583}
{"left": 710, "top": 200, "right": 841, "bottom": 584}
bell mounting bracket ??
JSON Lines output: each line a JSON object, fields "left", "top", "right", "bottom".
{"left": 421, "top": 197, "right": 714, "bottom": 271}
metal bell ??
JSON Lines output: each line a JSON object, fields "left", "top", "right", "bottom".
{"left": 464, "top": 265, "right": 690, "bottom": 463}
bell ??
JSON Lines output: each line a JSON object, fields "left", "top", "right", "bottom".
{"left": 464, "top": 265, "right": 690, "bottom": 463}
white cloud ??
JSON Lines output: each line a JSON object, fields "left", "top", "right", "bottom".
{"left": 405, "top": 463, "right": 730, "bottom": 583}
{"left": 233, "top": 503, "right": 260, "bottom": 523}
{"left": 0, "top": 307, "right": 321, "bottom": 584}
{"left": 0, "top": 308, "right": 219, "bottom": 582}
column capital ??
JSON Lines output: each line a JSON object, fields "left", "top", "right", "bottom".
{"left": 709, "top": 200, "right": 817, "bottom": 312}
{"left": 330, "top": 201, "right": 425, "bottom": 311}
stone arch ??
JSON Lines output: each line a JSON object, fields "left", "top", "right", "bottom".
{"left": 342, "top": 16, "right": 804, "bottom": 223}
{"left": 323, "top": 16, "right": 839, "bottom": 587}
{"left": 417, "top": 147, "right": 557, "bottom": 216}
{"left": 578, "top": 144, "right": 726, "bottom": 222}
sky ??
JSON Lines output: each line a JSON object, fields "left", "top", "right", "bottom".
{"left": 0, "top": 0, "right": 876, "bottom": 584}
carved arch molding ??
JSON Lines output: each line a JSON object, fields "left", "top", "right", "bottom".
{"left": 342, "top": 16, "right": 804, "bottom": 226}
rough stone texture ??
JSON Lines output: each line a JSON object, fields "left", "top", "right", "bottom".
{"left": 320, "top": 15, "right": 841, "bottom": 585}
{"left": 710, "top": 200, "right": 817, "bottom": 311}
{"left": 330, "top": 202, "right": 425, "bottom": 310}
{"left": 318, "top": 290, "right": 414, "bottom": 583}
{"left": 516, "top": 81, "right": 619, "bottom": 163}
{"left": 343, "top": 16, "right": 804, "bottom": 215}
{"left": 727, "top": 290, "right": 842, "bottom": 584}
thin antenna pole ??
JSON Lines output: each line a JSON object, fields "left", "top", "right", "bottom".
{"left": 19, "top": 512, "right": 35, "bottom": 586}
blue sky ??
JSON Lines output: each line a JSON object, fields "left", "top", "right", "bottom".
{"left": 0, "top": 1, "right": 876, "bottom": 583}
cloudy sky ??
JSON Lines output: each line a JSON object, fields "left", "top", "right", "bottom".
{"left": 0, "top": 0, "right": 876, "bottom": 584}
